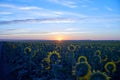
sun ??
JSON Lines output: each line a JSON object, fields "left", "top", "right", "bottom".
{"left": 55, "top": 36, "right": 64, "bottom": 41}
{"left": 57, "top": 37, "right": 63, "bottom": 41}
{"left": 54, "top": 35, "right": 65, "bottom": 41}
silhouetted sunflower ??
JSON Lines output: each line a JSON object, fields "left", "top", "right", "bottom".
{"left": 104, "top": 62, "right": 116, "bottom": 73}
{"left": 68, "top": 44, "right": 76, "bottom": 52}
{"left": 42, "top": 51, "right": 61, "bottom": 70}
{"left": 73, "top": 56, "right": 91, "bottom": 80}
{"left": 95, "top": 50, "right": 101, "bottom": 56}
{"left": 90, "top": 71, "right": 110, "bottom": 80}
{"left": 24, "top": 47, "right": 31, "bottom": 54}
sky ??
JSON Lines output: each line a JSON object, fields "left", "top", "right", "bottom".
{"left": 0, "top": 0, "right": 120, "bottom": 40}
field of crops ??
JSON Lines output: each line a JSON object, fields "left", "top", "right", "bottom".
{"left": 0, "top": 40, "right": 120, "bottom": 80}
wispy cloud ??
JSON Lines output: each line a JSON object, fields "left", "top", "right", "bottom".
{"left": 0, "top": 3, "right": 16, "bottom": 8}
{"left": 105, "top": 6, "right": 113, "bottom": 11}
{"left": 81, "top": 5, "right": 88, "bottom": 8}
{"left": 0, "top": 28, "right": 32, "bottom": 34}
{"left": 0, "top": 16, "right": 120, "bottom": 25}
{"left": 65, "top": 28, "right": 79, "bottom": 31}
{"left": 0, "top": 31, "right": 89, "bottom": 36}
{"left": 47, "top": 31, "right": 89, "bottom": 35}
{"left": 0, "top": 3, "right": 86, "bottom": 20}
{"left": 0, "top": 11, "right": 13, "bottom": 15}
{"left": 0, "top": 3, "right": 119, "bottom": 25}
{"left": 49, "top": 0, "right": 94, "bottom": 8}
{"left": 49, "top": 0, "right": 78, "bottom": 8}
{"left": 0, "top": 18, "right": 77, "bottom": 25}
{"left": 0, "top": 3, "right": 42, "bottom": 10}
{"left": 18, "top": 6, "right": 42, "bottom": 10}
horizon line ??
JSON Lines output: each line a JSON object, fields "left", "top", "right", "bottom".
{"left": 0, "top": 39, "right": 120, "bottom": 41}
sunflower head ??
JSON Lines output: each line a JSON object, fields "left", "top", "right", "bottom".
{"left": 75, "top": 62, "right": 91, "bottom": 80}
{"left": 32, "top": 50, "right": 38, "bottom": 58}
{"left": 41, "top": 59, "right": 50, "bottom": 70}
{"left": 78, "top": 56, "right": 88, "bottom": 63}
{"left": 95, "top": 50, "right": 101, "bottom": 56}
{"left": 76, "top": 63, "right": 89, "bottom": 76}
{"left": 24, "top": 47, "right": 31, "bottom": 54}
{"left": 104, "top": 62, "right": 116, "bottom": 73}
{"left": 68, "top": 44, "right": 76, "bottom": 52}
{"left": 90, "top": 71, "right": 110, "bottom": 80}
{"left": 42, "top": 51, "right": 61, "bottom": 70}
{"left": 73, "top": 56, "right": 91, "bottom": 80}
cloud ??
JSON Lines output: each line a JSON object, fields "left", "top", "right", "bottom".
{"left": 0, "top": 11, "right": 12, "bottom": 15}
{"left": 105, "top": 6, "right": 113, "bottom": 11}
{"left": 0, "top": 4, "right": 119, "bottom": 25}
{"left": 0, "top": 3, "right": 42, "bottom": 10}
{"left": 0, "top": 28, "right": 32, "bottom": 34}
{"left": 47, "top": 31, "right": 89, "bottom": 35}
{"left": 0, "top": 3, "right": 86, "bottom": 20}
{"left": 49, "top": 0, "right": 78, "bottom": 8}
{"left": 0, "top": 3, "right": 16, "bottom": 8}
{"left": 65, "top": 28, "right": 79, "bottom": 31}
{"left": 87, "top": 16, "right": 120, "bottom": 23}
{"left": 81, "top": 5, "right": 88, "bottom": 8}
{"left": 18, "top": 6, "right": 42, "bottom": 10}
{"left": 0, "top": 18, "right": 77, "bottom": 25}
{"left": 49, "top": 0, "right": 93, "bottom": 8}
{"left": 0, "top": 31, "right": 89, "bottom": 36}
{"left": 0, "top": 16, "right": 120, "bottom": 25}
{"left": 78, "top": 0, "right": 93, "bottom": 3}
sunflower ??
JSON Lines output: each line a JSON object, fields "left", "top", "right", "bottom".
{"left": 41, "top": 59, "right": 50, "bottom": 70}
{"left": 24, "top": 47, "right": 32, "bottom": 54}
{"left": 32, "top": 49, "right": 39, "bottom": 58}
{"left": 68, "top": 44, "right": 76, "bottom": 52}
{"left": 42, "top": 51, "right": 61, "bottom": 70}
{"left": 73, "top": 56, "right": 91, "bottom": 80}
{"left": 95, "top": 50, "right": 101, "bottom": 56}
{"left": 104, "top": 62, "right": 116, "bottom": 73}
{"left": 77, "top": 56, "right": 88, "bottom": 63}
{"left": 75, "top": 62, "right": 91, "bottom": 80}
{"left": 90, "top": 71, "right": 110, "bottom": 80}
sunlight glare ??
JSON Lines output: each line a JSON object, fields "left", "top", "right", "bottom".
{"left": 57, "top": 37, "right": 63, "bottom": 41}
{"left": 56, "top": 36, "right": 63, "bottom": 41}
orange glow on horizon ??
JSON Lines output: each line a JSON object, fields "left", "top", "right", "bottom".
{"left": 54, "top": 35, "right": 65, "bottom": 41}
{"left": 57, "top": 37, "right": 63, "bottom": 41}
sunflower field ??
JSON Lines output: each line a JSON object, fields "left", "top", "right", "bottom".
{"left": 0, "top": 40, "right": 120, "bottom": 80}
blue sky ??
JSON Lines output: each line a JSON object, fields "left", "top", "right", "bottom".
{"left": 0, "top": 0, "right": 120, "bottom": 40}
